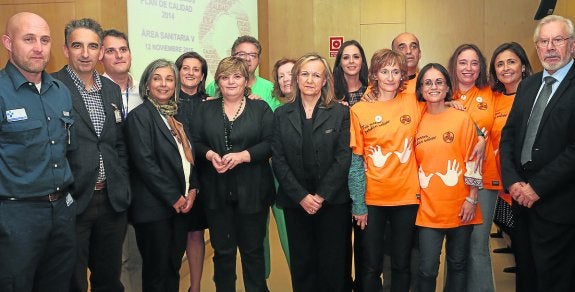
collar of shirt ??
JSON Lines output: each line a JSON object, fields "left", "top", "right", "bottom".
{"left": 66, "top": 65, "right": 102, "bottom": 93}
{"left": 102, "top": 72, "right": 135, "bottom": 93}
{"left": 4, "top": 61, "right": 60, "bottom": 93}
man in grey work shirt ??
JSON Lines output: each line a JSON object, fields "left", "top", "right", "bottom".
{"left": 0, "top": 12, "right": 76, "bottom": 292}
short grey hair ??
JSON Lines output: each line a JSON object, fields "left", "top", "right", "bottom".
{"left": 64, "top": 18, "right": 104, "bottom": 46}
{"left": 139, "top": 59, "right": 180, "bottom": 102}
{"left": 533, "top": 15, "right": 575, "bottom": 42}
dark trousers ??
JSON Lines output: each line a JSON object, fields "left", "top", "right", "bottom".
{"left": 0, "top": 193, "right": 76, "bottom": 292}
{"left": 359, "top": 205, "right": 417, "bottom": 292}
{"left": 353, "top": 223, "right": 364, "bottom": 291}
{"left": 284, "top": 203, "right": 352, "bottom": 292}
{"left": 383, "top": 223, "right": 420, "bottom": 292}
{"left": 205, "top": 205, "right": 268, "bottom": 292}
{"left": 134, "top": 214, "right": 188, "bottom": 292}
{"left": 512, "top": 203, "right": 538, "bottom": 292}
{"left": 528, "top": 209, "right": 575, "bottom": 292}
{"left": 71, "top": 189, "right": 127, "bottom": 292}
{"left": 418, "top": 225, "right": 472, "bottom": 292}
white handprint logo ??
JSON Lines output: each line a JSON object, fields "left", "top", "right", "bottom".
{"left": 394, "top": 138, "right": 412, "bottom": 164}
{"left": 435, "top": 159, "right": 462, "bottom": 187}
{"left": 418, "top": 166, "right": 434, "bottom": 188}
{"left": 368, "top": 145, "right": 392, "bottom": 168}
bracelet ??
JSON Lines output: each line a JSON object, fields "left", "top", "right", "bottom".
{"left": 465, "top": 196, "right": 478, "bottom": 205}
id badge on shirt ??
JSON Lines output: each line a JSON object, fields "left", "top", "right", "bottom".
{"left": 6, "top": 108, "right": 28, "bottom": 122}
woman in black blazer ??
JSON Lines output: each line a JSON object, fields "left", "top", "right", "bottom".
{"left": 191, "top": 56, "right": 274, "bottom": 292}
{"left": 272, "top": 53, "right": 352, "bottom": 292}
{"left": 126, "top": 59, "right": 197, "bottom": 292}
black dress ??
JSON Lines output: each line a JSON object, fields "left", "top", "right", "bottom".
{"left": 176, "top": 90, "right": 208, "bottom": 231}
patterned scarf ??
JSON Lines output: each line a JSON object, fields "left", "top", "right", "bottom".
{"left": 149, "top": 97, "right": 194, "bottom": 165}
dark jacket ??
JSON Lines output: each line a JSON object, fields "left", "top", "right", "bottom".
{"left": 192, "top": 98, "right": 275, "bottom": 213}
{"left": 272, "top": 99, "right": 351, "bottom": 208}
{"left": 500, "top": 63, "right": 575, "bottom": 224}
{"left": 53, "top": 67, "right": 130, "bottom": 214}
{"left": 126, "top": 100, "right": 198, "bottom": 223}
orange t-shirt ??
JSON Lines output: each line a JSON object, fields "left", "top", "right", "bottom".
{"left": 350, "top": 92, "right": 422, "bottom": 206}
{"left": 415, "top": 107, "right": 483, "bottom": 228}
{"left": 492, "top": 92, "right": 515, "bottom": 204}
{"left": 453, "top": 86, "right": 501, "bottom": 190}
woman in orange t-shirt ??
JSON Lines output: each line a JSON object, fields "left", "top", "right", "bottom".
{"left": 447, "top": 44, "right": 497, "bottom": 292}
{"left": 349, "top": 49, "right": 420, "bottom": 291}
{"left": 488, "top": 42, "right": 533, "bottom": 291}
{"left": 414, "top": 63, "right": 482, "bottom": 292}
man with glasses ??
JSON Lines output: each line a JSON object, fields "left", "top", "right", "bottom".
{"left": 207, "top": 35, "right": 280, "bottom": 109}
{"left": 500, "top": 15, "right": 575, "bottom": 292}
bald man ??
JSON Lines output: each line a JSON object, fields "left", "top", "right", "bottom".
{"left": 362, "top": 32, "right": 422, "bottom": 100}
{"left": 391, "top": 32, "right": 422, "bottom": 94}
{"left": 0, "top": 12, "right": 76, "bottom": 292}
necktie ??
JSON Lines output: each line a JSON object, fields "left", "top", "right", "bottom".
{"left": 520, "top": 76, "right": 557, "bottom": 164}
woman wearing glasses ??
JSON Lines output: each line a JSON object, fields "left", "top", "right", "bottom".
{"left": 349, "top": 49, "right": 421, "bottom": 292}
{"left": 191, "top": 56, "right": 274, "bottom": 291}
{"left": 272, "top": 53, "right": 352, "bottom": 291}
{"left": 414, "top": 63, "right": 483, "bottom": 292}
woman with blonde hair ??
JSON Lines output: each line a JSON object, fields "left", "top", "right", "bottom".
{"left": 272, "top": 53, "right": 352, "bottom": 291}
{"left": 192, "top": 56, "right": 274, "bottom": 291}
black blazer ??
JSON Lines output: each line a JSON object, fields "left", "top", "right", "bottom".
{"left": 126, "top": 100, "right": 198, "bottom": 223}
{"left": 500, "top": 63, "right": 575, "bottom": 224}
{"left": 53, "top": 67, "right": 130, "bottom": 214}
{"left": 191, "top": 98, "right": 274, "bottom": 213}
{"left": 272, "top": 100, "right": 351, "bottom": 208}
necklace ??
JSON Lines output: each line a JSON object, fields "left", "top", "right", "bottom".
{"left": 222, "top": 96, "right": 245, "bottom": 151}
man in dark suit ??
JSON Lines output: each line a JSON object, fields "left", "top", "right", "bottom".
{"left": 500, "top": 15, "right": 575, "bottom": 292}
{"left": 53, "top": 18, "right": 130, "bottom": 292}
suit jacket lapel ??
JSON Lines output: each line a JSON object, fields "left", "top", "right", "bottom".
{"left": 539, "top": 65, "right": 575, "bottom": 128}
{"left": 100, "top": 81, "right": 116, "bottom": 137}
{"left": 313, "top": 105, "right": 331, "bottom": 131}
{"left": 58, "top": 68, "right": 98, "bottom": 136}
{"left": 145, "top": 101, "right": 178, "bottom": 150}
{"left": 286, "top": 103, "right": 302, "bottom": 136}
{"left": 519, "top": 73, "right": 543, "bottom": 141}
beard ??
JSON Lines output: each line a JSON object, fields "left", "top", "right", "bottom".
{"left": 12, "top": 53, "right": 49, "bottom": 74}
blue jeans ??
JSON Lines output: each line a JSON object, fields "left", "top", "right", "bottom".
{"left": 466, "top": 189, "right": 497, "bottom": 292}
{"left": 418, "top": 225, "right": 473, "bottom": 292}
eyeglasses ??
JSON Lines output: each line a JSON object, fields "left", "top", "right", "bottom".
{"left": 422, "top": 79, "right": 446, "bottom": 88}
{"left": 535, "top": 36, "right": 572, "bottom": 48}
{"left": 234, "top": 52, "right": 259, "bottom": 59}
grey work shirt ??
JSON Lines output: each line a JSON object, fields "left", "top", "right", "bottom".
{"left": 0, "top": 61, "right": 74, "bottom": 197}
